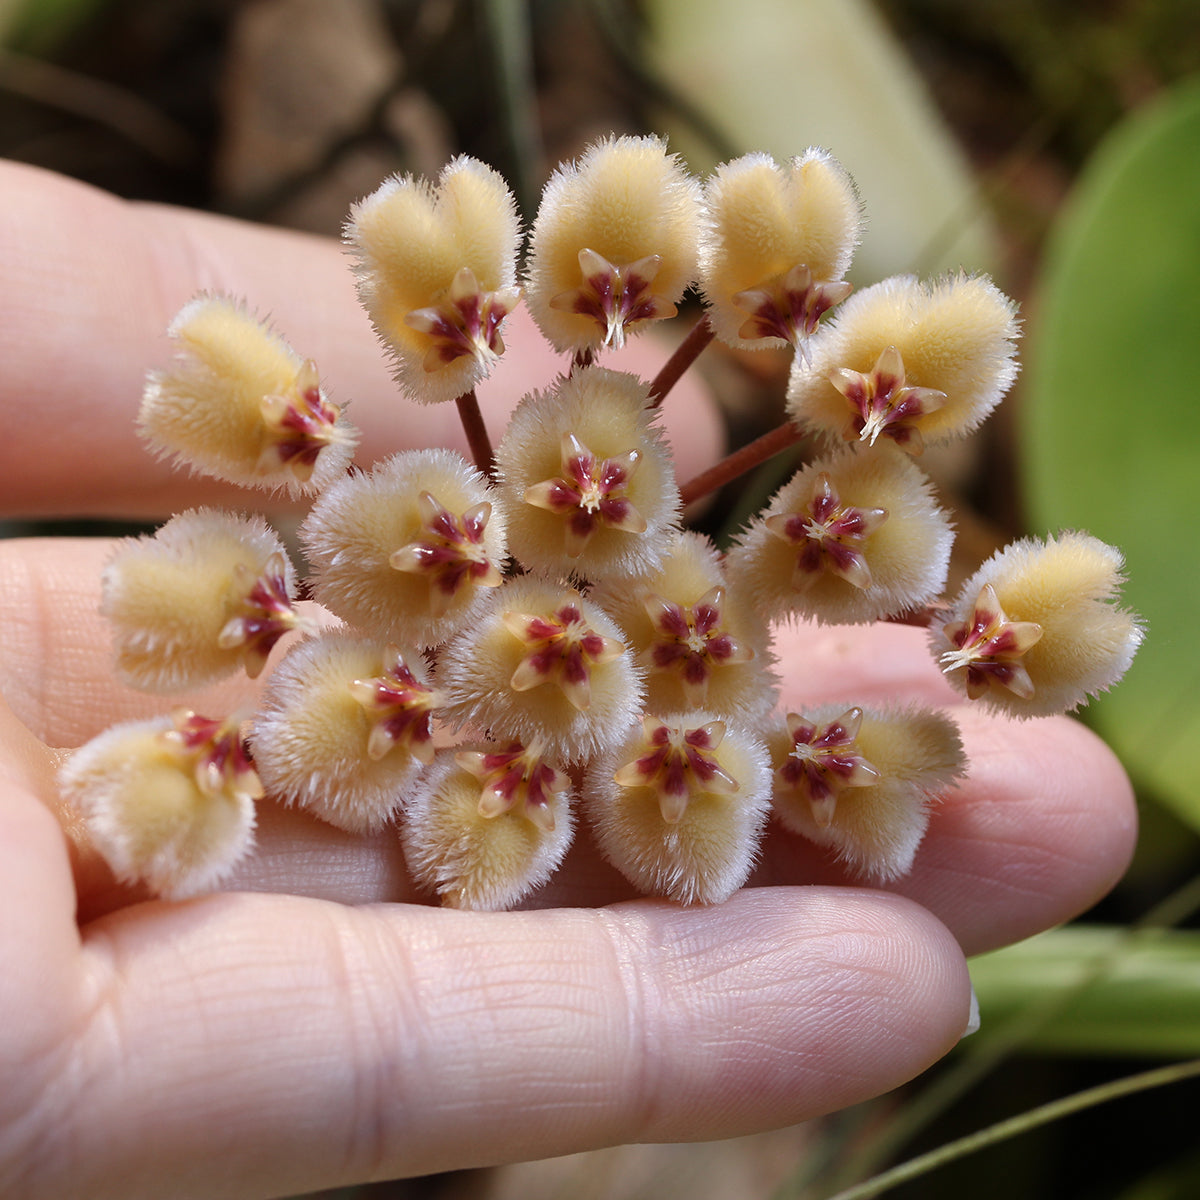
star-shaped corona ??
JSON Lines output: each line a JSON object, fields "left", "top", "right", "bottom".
{"left": 216, "top": 551, "right": 302, "bottom": 679}
{"left": 455, "top": 741, "right": 570, "bottom": 832}
{"left": 777, "top": 708, "right": 880, "bottom": 828}
{"left": 164, "top": 710, "right": 264, "bottom": 805}
{"left": 940, "top": 583, "right": 1044, "bottom": 700}
{"left": 403, "top": 266, "right": 520, "bottom": 372}
{"left": 523, "top": 432, "right": 646, "bottom": 557}
{"left": 549, "top": 248, "right": 676, "bottom": 351}
{"left": 388, "top": 490, "right": 503, "bottom": 617}
{"left": 256, "top": 358, "right": 348, "bottom": 481}
{"left": 504, "top": 597, "right": 626, "bottom": 713}
{"left": 641, "top": 587, "right": 754, "bottom": 707}
{"left": 829, "top": 344, "right": 948, "bottom": 453}
{"left": 733, "top": 264, "right": 853, "bottom": 352}
{"left": 613, "top": 716, "right": 739, "bottom": 824}
{"left": 348, "top": 645, "right": 442, "bottom": 763}
{"left": 764, "top": 471, "right": 889, "bottom": 591}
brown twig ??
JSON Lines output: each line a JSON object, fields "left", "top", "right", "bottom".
{"left": 648, "top": 312, "right": 715, "bottom": 409}
{"left": 455, "top": 389, "right": 495, "bottom": 478}
{"left": 678, "top": 420, "right": 802, "bottom": 509}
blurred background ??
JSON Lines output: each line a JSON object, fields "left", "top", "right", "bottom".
{"left": 3, "top": 0, "right": 1200, "bottom": 1196}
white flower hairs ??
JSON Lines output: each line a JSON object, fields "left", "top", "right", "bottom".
{"left": 61, "top": 136, "right": 1143, "bottom": 907}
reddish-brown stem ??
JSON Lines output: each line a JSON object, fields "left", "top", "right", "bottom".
{"left": 649, "top": 313, "right": 715, "bottom": 409}
{"left": 455, "top": 388, "right": 495, "bottom": 479}
{"left": 679, "top": 420, "right": 802, "bottom": 509}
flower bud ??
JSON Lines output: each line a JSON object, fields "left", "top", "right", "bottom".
{"left": 524, "top": 134, "right": 702, "bottom": 353}
{"left": 250, "top": 630, "right": 440, "bottom": 833}
{"left": 301, "top": 448, "right": 507, "bottom": 649}
{"left": 494, "top": 367, "right": 680, "bottom": 582}
{"left": 768, "top": 704, "right": 964, "bottom": 881}
{"left": 583, "top": 712, "right": 771, "bottom": 904}
{"left": 102, "top": 508, "right": 301, "bottom": 691}
{"left": 401, "top": 741, "right": 574, "bottom": 910}
{"left": 725, "top": 444, "right": 952, "bottom": 624}
{"left": 139, "top": 294, "right": 357, "bottom": 495}
{"left": 346, "top": 156, "right": 521, "bottom": 405}
{"left": 935, "top": 532, "right": 1143, "bottom": 717}
{"left": 788, "top": 273, "right": 1019, "bottom": 454}
{"left": 591, "top": 530, "right": 777, "bottom": 718}
{"left": 439, "top": 578, "right": 643, "bottom": 762}
{"left": 699, "top": 149, "right": 862, "bottom": 351}
{"left": 58, "top": 710, "right": 260, "bottom": 899}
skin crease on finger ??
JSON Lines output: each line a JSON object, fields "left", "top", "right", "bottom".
{"left": 0, "top": 875, "right": 971, "bottom": 1197}
{"left": 0, "top": 160, "right": 720, "bottom": 517}
{"left": 0, "top": 536, "right": 1137, "bottom": 955}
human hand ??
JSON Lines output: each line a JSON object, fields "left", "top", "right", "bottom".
{"left": 0, "top": 160, "right": 1136, "bottom": 1199}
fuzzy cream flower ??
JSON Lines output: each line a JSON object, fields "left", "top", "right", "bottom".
{"left": 58, "top": 710, "right": 260, "bottom": 899}
{"left": 788, "top": 273, "right": 1019, "bottom": 453}
{"left": 139, "top": 294, "right": 357, "bottom": 495}
{"left": 301, "top": 448, "right": 507, "bottom": 649}
{"left": 439, "top": 578, "right": 642, "bottom": 762}
{"left": 401, "top": 741, "right": 574, "bottom": 910}
{"left": 725, "top": 445, "right": 952, "bottom": 625}
{"left": 935, "top": 532, "right": 1143, "bottom": 717}
{"left": 250, "top": 629, "right": 439, "bottom": 833}
{"left": 583, "top": 712, "right": 771, "bottom": 904}
{"left": 102, "top": 508, "right": 301, "bottom": 691}
{"left": 591, "top": 530, "right": 777, "bottom": 718}
{"left": 768, "top": 705, "right": 964, "bottom": 881}
{"left": 699, "top": 149, "right": 862, "bottom": 352}
{"left": 524, "top": 134, "right": 702, "bottom": 353}
{"left": 495, "top": 367, "right": 679, "bottom": 582}
{"left": 346, "top": 155, "right": 521, "bottom": 404}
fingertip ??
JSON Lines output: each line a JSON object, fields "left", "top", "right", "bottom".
{"left": 598, "top": 887, "right": 971, "bottom": 1144}
{"left": 895, "top": 709, "right": 1137, "bottom": 955}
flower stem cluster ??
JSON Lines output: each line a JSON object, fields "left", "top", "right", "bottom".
{"left": 58, "top": 135, "right": 1142, "bottom": 907}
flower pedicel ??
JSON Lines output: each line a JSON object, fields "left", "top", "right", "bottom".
{"left": 59, "top": 136, "right": 1143, "bottom": 907}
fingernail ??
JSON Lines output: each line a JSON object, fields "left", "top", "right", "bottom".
{"left": 961, "top": 982, "right": 981, "bottom": 1038}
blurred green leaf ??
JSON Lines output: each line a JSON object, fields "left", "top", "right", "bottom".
{"left": 1113, "top": 1147, "right": 1200, "bottom": 1200}
{"left": 971, "top": 926, "right": 1200, "bottom": 1057}
{"left": 1021, "top": 76, "right": 1200, "bottom": 831}
{"left": 1, "top": 0, "right": 111, "bottom": 51}
{"left": 643, "top": 0, "right": 998, "bottom": 280}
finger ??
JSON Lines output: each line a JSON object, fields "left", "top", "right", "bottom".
{"left": 0, "top": 161, "right": 721, "bottom": 517}
{"left": 0, "top": 536, "right": 1136, "bottom": 952}
{"left": 11, "top": 888, "right": 968, "bottom": 1198}
{"left": 752, "top": 704, "right": 1137, "bottom": 956}
{"left": 0, "top": 693, "right": 89, "bottom": 1156}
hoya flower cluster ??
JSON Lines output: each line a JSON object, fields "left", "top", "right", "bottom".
{"left": 60, "top": 134, "right": 1142, "bottom": 908}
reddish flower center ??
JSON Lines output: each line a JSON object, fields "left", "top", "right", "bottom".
{"left": 524, "top": 431, "right": 647, "bottom": 558}
{"left": 613, "top": 716, "right": 739, "bottom": 823}
{"left": 404, "top": 266, "right": 520, "bottom": 372}
{"left": 764, "top": 472, "right": 887, "bottom": 591}
{"left": 940, "top": 583, "right": 1043, "bottom": 700}
{"left": 348, "top": 646, "right": 441, "bottom": 762}
{"left": 732, "top": 263, "right": 852, "bottom": 354}
{"left": 829, "top": 344, "right": 948, "bottom": 454}
{"left": 549, "top": 248, "right": 676, "bottom": 349}
{"left": 643, "top": 585, "right": 753, "bottom": 705}
{"left": 389, "top": 491, "right": 502, "bottom": 616}
{"left": 503, "top": 596, "right": 625, "bottom": 711}
{"left": 778, "top": 708, "right": 879, "bottom": 827}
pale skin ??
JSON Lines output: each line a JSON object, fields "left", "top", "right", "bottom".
{"left": 0, "top": 160, "right": 1137, "bottom": 1199}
